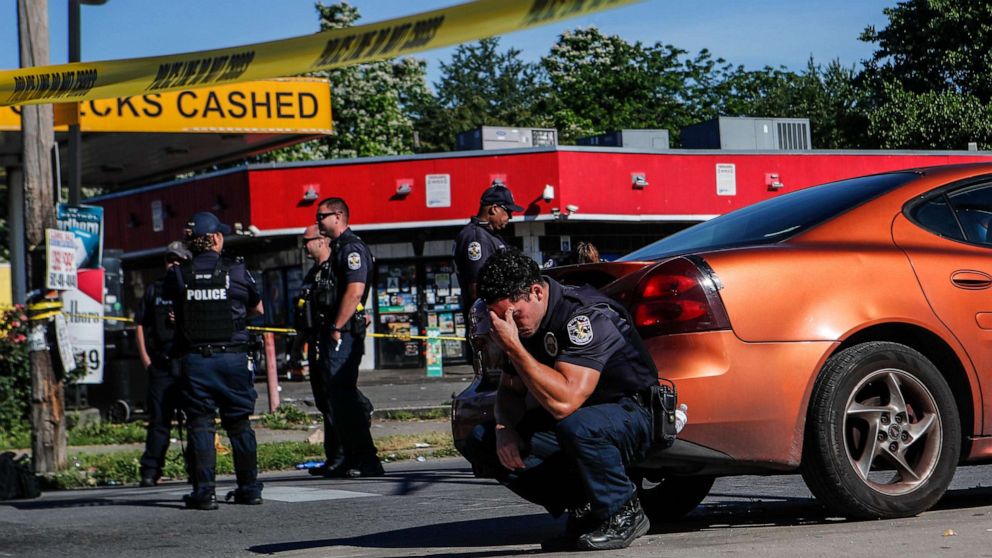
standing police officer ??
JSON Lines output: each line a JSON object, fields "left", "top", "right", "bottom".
{"left": 464, "top": 249, "right": 656, "bottom": 551}
{"left": 315, "top": 197, "right": 383, "bottom": 478}
{"left": 453, "top": 183, "right": 523, "bottom": 323}
{"left": 293, "top": 224, "right": 345, "bottom": 476}
{"left": 136, "top": 240, "right": 190, "bottom": 487}
{"left": 164, "top": 212, "right": 264, "bottom": 509}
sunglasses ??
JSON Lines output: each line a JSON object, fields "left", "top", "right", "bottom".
{"left": 497, "top": 204, "right": 514, "bottom": 215}
{"left": 316, "top": 211, "right": 342, "bottom": 221}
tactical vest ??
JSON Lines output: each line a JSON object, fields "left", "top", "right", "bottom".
{"left": 308, "top": 261, "right": 336, "bottom": 329}
{"left": 148, "top": 281, "right": 175, "bottom": 353}
{"left": 179, "top": 259, "right": 235, "bottom": 345}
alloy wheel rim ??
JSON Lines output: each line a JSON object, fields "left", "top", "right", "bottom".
{"left": 842, "top": 368, "right": 942, "bottom": 496}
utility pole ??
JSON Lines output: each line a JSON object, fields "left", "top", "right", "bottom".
{"left": 18, "top": 0, "right": 68, "bottom": 473}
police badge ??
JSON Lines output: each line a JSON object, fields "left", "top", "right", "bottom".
{"left": 544, "top": 332, "right": 559, "bottom": 357}
{"left": 467, "top": 241, "right": 482, "bottom": 261}
{"left": 567, "top": 315, "right": 594, "bottom": 345}
{"left": 347, "top": 252, "right": 362, "bottom": 270}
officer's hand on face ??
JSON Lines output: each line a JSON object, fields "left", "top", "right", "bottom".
{"left": 489, "top": 307, "right": 520, "bottom": 351}
{"left": 495, "top": 426, "right": 526, "bottom": 470}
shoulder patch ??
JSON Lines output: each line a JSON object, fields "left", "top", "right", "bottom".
{"left": 544, "top": 332, "right": 559, "bottom": 357}
{"left": 567, "top": 315, "right": 594, "bottom": 346}
{"left": 467, "top": 241, "right": 482, "bottom": 261}
{"left": 347, "top": 252, "right": 362, "bottom": 270}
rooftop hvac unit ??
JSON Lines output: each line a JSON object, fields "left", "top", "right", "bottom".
{"left": 456, "top": 126, "right": 559, "bottom": 151}
{"left": 576, "top": 129, "right": 669, "bottom": 150}
{"left": 680, "top": 117, "right": 811, "bottom": 150}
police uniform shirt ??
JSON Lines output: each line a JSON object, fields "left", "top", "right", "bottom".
{"left": 164, "top": 251, "right": 261, "bottom": 346}
{"left": 296, "top": 259, "right": 332, "bottom": 330}
{"left": 135, "top": 279, "right": 174, "bottom": 358}
{"left": 517, "top": 277, "right": 658, "bottom": 407}
{"left": 330, "top": 228, "right": 372, "bottom": 304}
{"left": 454, "top": 217, "right": 506, "bottom": 289}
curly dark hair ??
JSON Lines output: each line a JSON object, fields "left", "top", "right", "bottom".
{"left": 183, "top": 231, "right": 214, "bottom": 255}
{"left": 477, "top": 249, "right": 542, "bottom": 304}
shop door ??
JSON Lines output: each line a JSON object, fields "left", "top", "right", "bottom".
{"left": 374, "top": 261, "right": 422, "bottom": 368}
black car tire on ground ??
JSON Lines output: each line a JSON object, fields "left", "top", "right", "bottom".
{"left": 800, "top": 341, "right": 960, "bottom": 520}
{"left": 637, "top": 475, "right": 715, "bottom": 522}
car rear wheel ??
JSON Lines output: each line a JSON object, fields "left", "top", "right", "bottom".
{"left": 800, "top": 341, "right": 960, "bottom": 519}
{"left": 637, "top": 475, "right": 715, "bottom": 522}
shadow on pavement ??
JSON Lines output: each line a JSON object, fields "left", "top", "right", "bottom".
{"left": 247, "top": 513, "right": 553, "bottom": 557}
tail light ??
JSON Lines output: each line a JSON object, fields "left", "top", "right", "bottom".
{"left": 630, "top": 256, "right": 730, "bottom": 337}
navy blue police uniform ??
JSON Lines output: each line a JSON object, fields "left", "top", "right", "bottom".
{"left": 165, "top": 249, "right": 263, "bottom": 506}
{"left": 137, "top": 278, "right": 183, "bottom": 483}
{"left": 295, "top": 258, "right": 345, "bottom": 472}
{"left": 464, "top": 277, "right": 657, "bottom": 523}
{"left": 320, "top": 227, "right": 382, "bottom": 475}
{"left": 454, "top": 216, "right": 506, "bottom": 303}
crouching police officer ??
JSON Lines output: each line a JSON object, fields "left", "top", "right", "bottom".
{"left": 314, "top": 197, "right": 383, "bottom": 478}
{"left": 463, "top": 249, "right": 656, "bottom": 551}
{"left": 293, "top": 224, "right": 345, "bottom": 475}
{"left": 164, "top": 212, "right": 264, "bottom": 510}
{"left": 137, "top": 240, "right": 191, "bottom": 487}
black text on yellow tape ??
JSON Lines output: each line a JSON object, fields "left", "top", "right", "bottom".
{"left": 0, "top": 0, "right": 640, "bottom": 107}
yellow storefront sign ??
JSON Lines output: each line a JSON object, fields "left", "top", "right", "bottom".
{"left": 0, "top": 78, "right": 332, "bottom": 134}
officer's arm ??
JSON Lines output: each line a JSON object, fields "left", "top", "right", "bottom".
{"left": 136, "top": 325, "right": 152, "bottom": 369}
{"left": 135, "top": 290, "right": 153, "bottom": 368}
{"left": 332, "top": 282, "right": 364, "bottom": 330}
{"left": 494, "top": 372, "right": 526, "bottom": 428}
{"left": 505, "top": 351, "right": 599, "bottom": 420}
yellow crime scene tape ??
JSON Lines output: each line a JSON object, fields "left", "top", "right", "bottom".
{"left": 0, "top": 0, "right": 640, "bottom": 107}
{"left": 8, "top": 303, "right": 467, "bottom": 341}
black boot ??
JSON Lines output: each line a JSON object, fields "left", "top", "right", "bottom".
{"left": 575, "top": 494, "right": 650, "bottom": 551}
{"left": 183, "top": 492, "right": 218, "bottom": 511}
{"left": 541, "top": 503, "right": 594, "bottom": 552}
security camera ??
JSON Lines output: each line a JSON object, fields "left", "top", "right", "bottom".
{"left": 248, "top": 225, "right": 262, "bottom": 236}
{"left": 542, "top": 184, "right": 555, "bottom": 202}
{"left": 565, "top": 204, "right": 579, "bottom": 214}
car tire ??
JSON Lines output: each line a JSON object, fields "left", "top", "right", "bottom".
{"left": 800, "top": 341, "right": 960, "bottom": 519}
{"left": 637, "top": 475, "right": 715, "bottom": 522}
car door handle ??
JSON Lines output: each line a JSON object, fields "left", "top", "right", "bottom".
{"left": 951, "top": 270, "right": 992, "bottom": 290}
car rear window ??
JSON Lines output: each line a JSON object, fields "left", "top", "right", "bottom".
{"left": 619, "top": 172, "right": 917, "bottom": 262}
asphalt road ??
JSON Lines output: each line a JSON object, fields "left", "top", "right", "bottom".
{"left": 5, "top": 458, "right": 992, "bottom": 557}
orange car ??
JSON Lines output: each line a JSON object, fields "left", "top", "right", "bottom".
{"left": 452, "top": 163, "right": 992, "bottom": 521}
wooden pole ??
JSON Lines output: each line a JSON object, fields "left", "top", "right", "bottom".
{"left": 18, "top": 0, "right": 67, "bottom": 473}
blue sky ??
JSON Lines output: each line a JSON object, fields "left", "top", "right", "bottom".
{"left": 1, "top": 0, "right": 894, "bottom": 86}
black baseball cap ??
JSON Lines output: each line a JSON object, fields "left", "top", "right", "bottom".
{"left": 480, "top": 185, "right": 524, "bottom": 212}
{"left": 165, "top": 240, "right": 191, "bottom": 261}
{"left": 186, "top": 211, "right": 231, "bottom": 236}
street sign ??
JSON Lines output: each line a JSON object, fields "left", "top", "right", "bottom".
{"left": 45, "top": 229, "right": 78, "bottom": 290}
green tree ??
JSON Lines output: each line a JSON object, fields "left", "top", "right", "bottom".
{"left": 861, "top": 0, "right": 992, "bottom": 100}
{"left": 418, "top": 38, "right": 543, "bottom": 151}
{"left": 718, "top": 59, "right": 869, "bottom": 148}
{"left": 540, "top": 28, "right": 699, "bottom": 143}
{"left": 260, "top": 2, "right": 431, "bottom": 161}
{"left": 858, "top": 0, "right": 992, "bottom": 148}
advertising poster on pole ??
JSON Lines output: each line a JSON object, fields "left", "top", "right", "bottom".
{"left": 45, "top": 229, "right": 78, "bottom": 290}
{"left": 425, "top": 328, "right": 443, "bottom": 377}
{"left": 62, "top": 268, "right": 105, "bottom": 384}
{"left": 56, "top": 204, "right": 104, "bottom": 269}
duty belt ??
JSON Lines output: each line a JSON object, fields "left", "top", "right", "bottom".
{"left": 191, "top": 343, "right": 249, "bottom": 357}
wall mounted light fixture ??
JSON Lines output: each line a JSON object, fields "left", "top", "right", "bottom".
{"left": 632, "top": 173, "right": 649, "bottom": 189}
